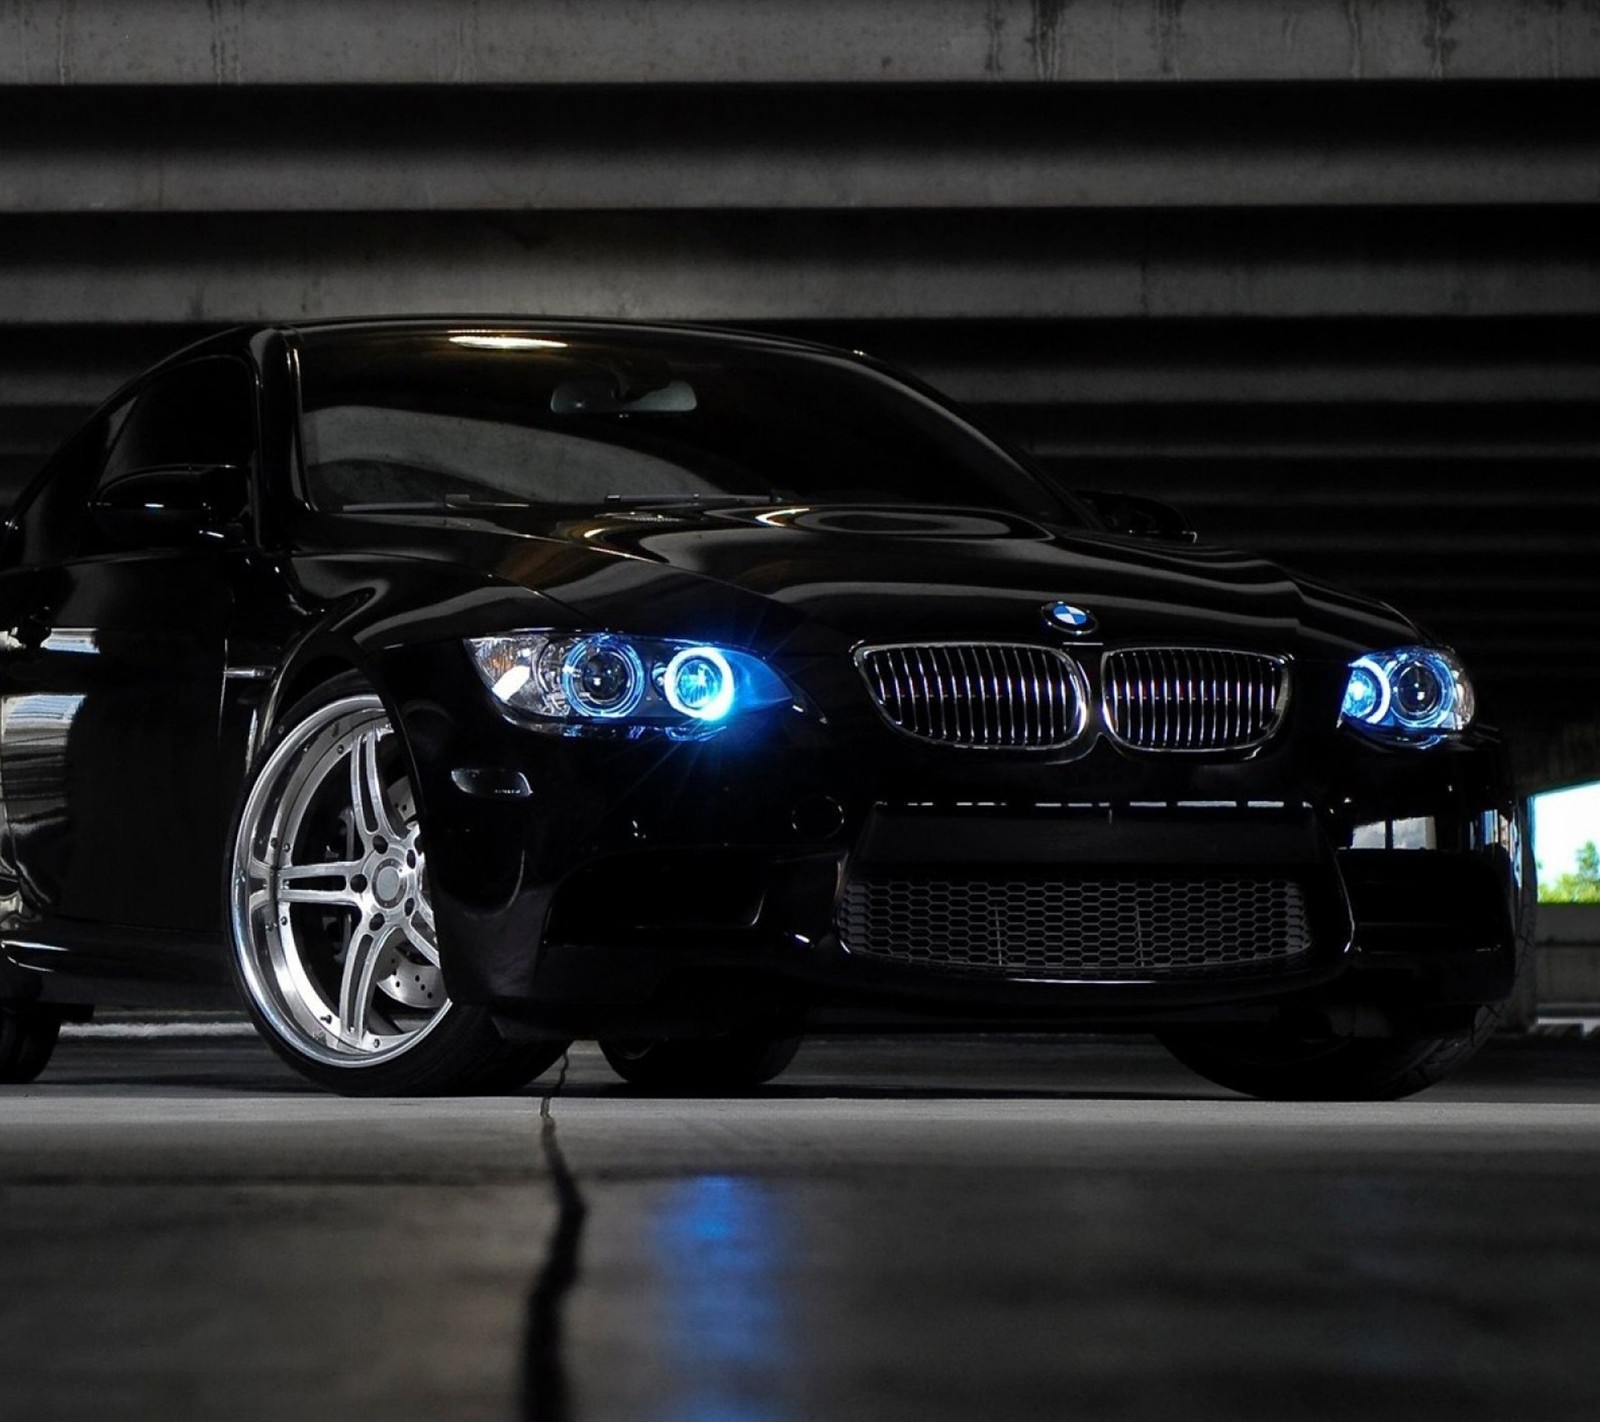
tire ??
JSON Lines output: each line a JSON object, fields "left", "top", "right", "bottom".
{"left": 228, "top": 673, "right": 568, "bottom": 1096}
{"left": 599, "top": 1032, "right": 802, "bottom": 1090}
{"left": 1162, "top": 814, "right": 1538, "bottom": 1102}
{"left": 0, "top": 1005, "right": 62, "bottom": 1084}
{"left": 1158, "top": 1020, "right": 1488, "bottom": 1102}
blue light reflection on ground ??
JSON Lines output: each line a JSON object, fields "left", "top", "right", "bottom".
{"left": 650, "top": 1174, "right": 798, "bottom": 1422}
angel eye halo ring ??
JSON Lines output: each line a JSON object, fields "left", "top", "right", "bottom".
{"left": 663, "top": 646, "right": 736, "bottom": 722}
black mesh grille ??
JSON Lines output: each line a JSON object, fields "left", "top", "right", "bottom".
{"left": 1101, "top": 648, "right": 1289, "bottom": 752}
{"left": 838, "top": 875, "right": 1312, "bottom": 980}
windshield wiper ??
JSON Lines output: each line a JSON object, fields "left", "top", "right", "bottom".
{"left": 339, "top": 501, "right": 443, "bottom": 512}
{"left": 340, "top": 494, "right": 531, "bottom": 512}
{"left": 602, "top": 492, "right": 785, "bottom": 506}
{"left": 339, "top": 492, "right": 783, "bottom": 514}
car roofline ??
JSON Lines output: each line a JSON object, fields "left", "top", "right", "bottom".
{"left": 278, "top": 314, "right": 865, "bottom": 362}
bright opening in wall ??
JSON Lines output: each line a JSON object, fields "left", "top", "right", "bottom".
{"left": 1532, "top": 781, "right": 1600, "bottom": 904}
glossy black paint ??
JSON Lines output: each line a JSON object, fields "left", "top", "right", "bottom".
{"left": 0, "top": 319, "right": 1521, "bottom": 1037}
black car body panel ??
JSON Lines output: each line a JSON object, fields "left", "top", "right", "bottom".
{"left": 0, "top": 318, "right": 1522, "bottom": 1051}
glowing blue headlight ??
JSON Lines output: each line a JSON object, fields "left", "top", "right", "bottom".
{"left": 560, "top": 636, "right": 645, "bottom": 719}
{"left": 1339, "top": 646, "right": 1474, "bottom": 743}
{"left": 1340, "top": 657, "right": 1390, "bottom": 725}
{"left": 467, "top": 631, "right": 792, "bottom": 736}
{"left": 664, "top": 647, "right": 736, "bottom": 721}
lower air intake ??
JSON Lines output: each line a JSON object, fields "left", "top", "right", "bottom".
{"left": 838, "top": 875, "right": 1311, "bottom": 980}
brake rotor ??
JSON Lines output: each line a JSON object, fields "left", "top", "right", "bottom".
{"left": 376, "top": 943, "right": 443, "bottom": 1008}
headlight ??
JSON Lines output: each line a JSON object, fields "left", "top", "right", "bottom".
{"left": 467, "top": 631, "right": 793, "bottom": 736}
{"left": 1339, "top": 646, "right": 1474, "bottom": 743}
{"left": 558, "top": 635, "right": 646, "bottom": 719}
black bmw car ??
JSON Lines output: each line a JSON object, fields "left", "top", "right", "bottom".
{"left": 0, "top": 319, "right": 1525, "bottom": 1098}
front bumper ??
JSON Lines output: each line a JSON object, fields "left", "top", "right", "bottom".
{"left": 379, "top": 642, "right": 1523, "bottom": 1040}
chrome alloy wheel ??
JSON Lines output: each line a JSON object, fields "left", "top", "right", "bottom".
{"left": 231, "top": 694, "right": 449, "bottom": 1068}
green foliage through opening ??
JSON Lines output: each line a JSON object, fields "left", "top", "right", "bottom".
{"left": 1540, "top": 840, "right": 1600, "bottom": 905}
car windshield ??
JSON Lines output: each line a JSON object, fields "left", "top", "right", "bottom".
{"left": 294, "top": 327, "right": 1087, "bottom": 524}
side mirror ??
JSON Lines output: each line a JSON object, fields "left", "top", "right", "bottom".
{"left": 1075, "top": 489, "right": 1198, "bottom": 544}
{"left": 91, "top": 464, "right": 249, "bottom": 546}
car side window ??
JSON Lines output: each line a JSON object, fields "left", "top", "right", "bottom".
{"left": 5, "top": 357, "right": 255, "bottom": 568}
{"left": 97, "top": 358, "right": 256, "bottom": 492}
{"left": 4, "top": 400, "right": 131, "bottom": 568}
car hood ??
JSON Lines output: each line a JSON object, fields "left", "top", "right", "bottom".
{"left": 316, "top": 502, "right": 1417, "bottom": 662}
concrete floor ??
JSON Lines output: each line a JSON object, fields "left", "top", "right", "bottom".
{"left": 4, "top": 1033, "right": 1600, "bottom": 1422}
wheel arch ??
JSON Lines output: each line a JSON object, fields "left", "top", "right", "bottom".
{"left": 269, "top": 653, "right": 364, "bottom": 730}
{"left": 257, "top": 632, "right": 401, "bottom": 763}
{"left": 252, "top": 637, "right": 438, "bottom": 856}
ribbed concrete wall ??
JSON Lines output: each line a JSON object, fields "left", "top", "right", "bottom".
{"left": 1, "top": 2, "right": 1596, "bottom": 787}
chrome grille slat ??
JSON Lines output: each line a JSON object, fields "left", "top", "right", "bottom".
{"left": 913, "top": 646, "right": 935, "bottom": 740}
{"left": 999, "top": 646, "right": 1017, "bottom": 745}
{"left": 1204, "top": 652, "right": 1217, "bottom": 748}
{"left": 1024, "top": 651, "right": 1042, "bottom": 745}
{"left": 886, "top": 649, "right": 906, "bottom": 723}
{"left": 1140, "top": 651, "right": 1153, "bottom": 745}
{"left": 927, "top": 645, "right": 949, "bottom": 742}
{"left": 934, "top": 649, "right": 953, "bottom": 742}
{"left": 1102, "top": 647, "right": 1288, "bottom": 753}
{"left": 856, "top": 642, "right": 1086, "bottom": 750}
{"left": 960, "top": 647, "right": 981, "bottom": 745}
{"left": 1166, "top": 657, "right": 1176, "bottom": 745}
{"left": 968, "top": 646, "right": 984, "bottom": 744}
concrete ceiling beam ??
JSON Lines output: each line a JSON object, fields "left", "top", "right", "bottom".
{"left": 0, "top": 0, "right": 1596, "bottom": 86}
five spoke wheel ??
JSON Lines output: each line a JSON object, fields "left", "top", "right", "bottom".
{"left": 232, "top": 692, "right": 449, "bottom": 1068}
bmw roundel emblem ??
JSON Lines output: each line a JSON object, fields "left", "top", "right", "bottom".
{"left": 1044, "top": 601, "right": 1097, "bottom": 635}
